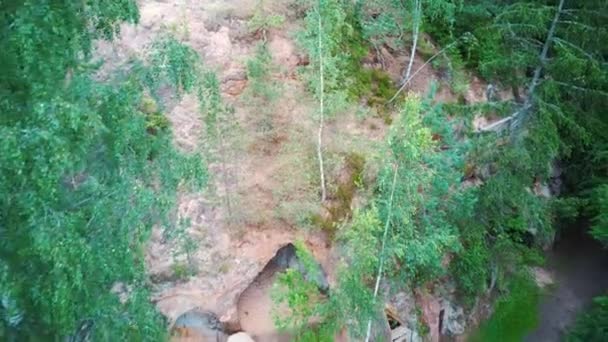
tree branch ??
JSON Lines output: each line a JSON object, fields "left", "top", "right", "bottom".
{"left": 552, "top": 81, "right": 608, "bottom": 97}
{"left": 552, "top": 37, "right": 596, "bottom": 60}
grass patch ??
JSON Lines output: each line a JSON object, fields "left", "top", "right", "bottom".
{"left": 470, "top": 275, "right": 541, "bottom": 342}
{"left": 349, "top": 68, "right": 397, "bottom": 125}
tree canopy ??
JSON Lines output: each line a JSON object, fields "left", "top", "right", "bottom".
{"left": 1, "top": 1, "right": 206, "bottom": 339}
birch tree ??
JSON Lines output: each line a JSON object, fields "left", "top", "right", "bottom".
{"left": 0, "top": 3, "right": 208, "bottom": 339}
{"left": 298, "top": 0, "right": 350, "bottom": 202}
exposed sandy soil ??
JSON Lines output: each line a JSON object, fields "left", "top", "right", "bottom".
{"left": 94, "top": 0, "right": 495, "bottom": 338}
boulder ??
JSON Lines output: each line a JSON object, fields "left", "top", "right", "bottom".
{"left": 227, "top": 332, "right": 255, "bottom": 342}
{"left": 172, "top": 310, "right": 228, "bottom": 341}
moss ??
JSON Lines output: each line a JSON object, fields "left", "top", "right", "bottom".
{"left": 312, "top": 152, "right": 366, "bottom": 239}
{"left": 171, "top": 262, "right": 192, "bottom": 281}
{"left": 354, "top": 68, "right": 397, "bottom": 104}
{"left": 218, "top": 262, "right": 230, "bottom": 274}
{"left": 470, "top": 275, "right": 541, "bottom": 342}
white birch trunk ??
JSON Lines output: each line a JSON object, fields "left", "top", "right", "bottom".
{"left": 403, "top": 0, "right": 421, "bottom": 83}
{"left": 364, "top": 165, "right": 399, "bottom": 342}
{"left": 317, "top": 2, "right": 327, "bottom": 202}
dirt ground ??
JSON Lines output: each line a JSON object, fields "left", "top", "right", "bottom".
{"left": 95, "top": 0, "right": 494, "bottom": 338}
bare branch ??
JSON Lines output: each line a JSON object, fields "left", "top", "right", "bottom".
{"left": 478, "top": 115, "right": 516, "bottom": 133}
{"left": 387, "top": 41, "right": 458, "bottom": 104}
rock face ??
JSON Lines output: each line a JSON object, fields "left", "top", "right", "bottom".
{"left": 386, "top": 291, "right": 422, "bottom": 342}
{"left": 416, "top": 286, "right": 467, "bottom": 342}
{"left": 439, "top": 300, "right": 466, "bottom": 336}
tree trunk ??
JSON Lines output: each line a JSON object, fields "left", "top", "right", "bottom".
{"left": 365, "top": 165, "right": 399, "bottom": 342}
{"left": 403, "top": 0, "right": 421, "bottom": 84}
{"left": 510, "top": 0, "right": 565, "bottom": 131}
{"left": 317, "top": 2, "right": 327, "bottom": 202}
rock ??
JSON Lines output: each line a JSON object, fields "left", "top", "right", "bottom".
{"left": 227, "top": 332, "right": 255, "bottom": 342}
{"left": 439, "top": 300, "right": 466, "bottom": 336}
{"left": 486, "top": 84, "right": 501, "bottom": 102}
{"left": 391, "top": 326, "right": 422, "bottom": 342}
{"left": 417, "top": 290, "right": 467, "bottom": 341}
{"left": 416, "top": 291, "right": 441, "bottom": 342}
{"left": 385, "top": 289, "right": 423, "bottom": 342}
{"left": 531, "top": 266, "right": 554, "bottom": 288}
{"left": 268, "top": 35, "right": 300, "bottom": 70}
{"left": 534, "top": 182, "right": 552, "bottom": 198}
{"left": 389, "top": 291, "right": 418, "bottom": 328}
{"left": 549, "top": 162, "right": 563, "bottom": 196}
{"left": 172, "top": 310, "right": 228, "bottom": 341}
{"left": 287, "top": 256, "right": 330, "bottom": 294}
{"left": 477, "top": 164, "right": 492, "bottom": 181}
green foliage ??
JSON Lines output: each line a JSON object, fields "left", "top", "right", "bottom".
{"left": 248, "top": 0, "right": 285, "bottom": 34}
{"left": 245, "top": 42, "right": 279, "bottom": 142}
{"left": 171, "top": 262, "right": 193, "bottom": 281}
{"left": 272, "top": 263, "right": 330, "bottom": 341}
{"left": 378, "top": 96, "right": 465, "bottom": 284}
{"left": 298, "top": 0, "right": 381, "bottom": 107}
{"left": 450, "top": 223, "right": 488, "bottom": 304}
{"left": 471, "top": 275, "right": 540, "bottom": 342}
{"left": 439, "top": 0, "right": 608, "bottom": 301}
{"left": 590, "top": 185, "right": 608, "bottom": 246}
{"left": 272, "top": 237, "right": 376, "bottom": 340}
{"left": 359, "top": 0, "right": 459, "bottom": 48}
{"left": 0, "top": 2, "right": 209, "bottom": 339}
{"left": 246, "top": 43, "right": 279, "bottom": 104}
{"left": 566, "top": 295, "right": 608, "bottom": 342}
{"left": 274, "top": 95, "right": 473, "bottom": 338}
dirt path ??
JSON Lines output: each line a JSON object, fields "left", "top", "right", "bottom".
{"left": 525, "top": 225, "right": 608, "bottom": 341}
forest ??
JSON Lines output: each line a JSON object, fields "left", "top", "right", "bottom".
{"left": 1, "top": 0, "right": 606, "bottom": 341}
